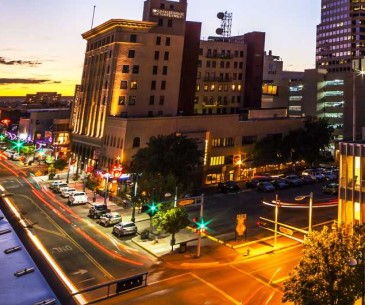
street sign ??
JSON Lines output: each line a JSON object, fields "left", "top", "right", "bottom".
{"left": 279, "top": 226, "right": 294, "bottom": 236}
{"left": 177, "top": 199, "right": 195, "bottom": 207}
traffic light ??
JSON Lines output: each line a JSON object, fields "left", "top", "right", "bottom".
{"left": 256, "top": 220, "right": 268, "bottom": 228}
{"left": 193, "top": 217, "right": 207, "bottom": 233}
{"left": 146, "top": 202, "right": 158, "bottom": 218}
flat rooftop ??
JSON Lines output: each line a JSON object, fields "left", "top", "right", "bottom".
{"left": 0, "top": 208, "right": 59, "bottom": 305}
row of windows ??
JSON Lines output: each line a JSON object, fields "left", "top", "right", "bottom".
{"left": 87, "top": 35, "right": 115, "bottom": 52}
{"left": 119, "top": 80, "right": 167, "bottom": 90}
{"left": 104, "top": 134, "right": 123, "bottom": 148}
{"left": 198, "top": 72, "right": 243, "bottom": 81}
{"left": 118, "top": 95, "right": 166, "bottom": 106}
{"left": 211, "top": 137, "right": 234, "bottom": 147}
{"left": 321, "top": 14, "right": 349, "bottom": 23}
{"left": 201, "top": 60, "right": 244, "bottom": 69}
{"left": 317, "top": 29, "right": 351, "bottom": 38}
{"left": 195, "top": 95, "right": 241, "bottom": 105}
{"left": 200, "top": 49, "right": 244, "bottom": 58}
{"left": 196, "top": 83, "right": 242, "bottom": 92}
{"left": 156, "top": 36, "right": 171, "bottom": 46}
{"left": 318, "top": 20, "right": 351, "bottom": 31}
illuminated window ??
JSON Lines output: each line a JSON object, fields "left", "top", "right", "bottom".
{"left": 196, "top": 84, "right": 200, "bottom": 91}
{"left": 238, "top": 85, "right": 242, "bottom": 91}
{"left": 210, "top": 156, "right": 225, "bottom": 166}
{"left": 130, "top": 81, "right": 137, "bottom": 89}
{"left": 232, "top": 84, "right": 236, "bottom": 91}
{"left": 210, "top": 84, "right": 215, "bottom": 91}
{"left": 204, "top": 85, "right": 209, "bottom": 92}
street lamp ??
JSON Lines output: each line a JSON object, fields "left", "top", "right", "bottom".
{"left": 131, "top": 174, "right": 140, "bottom": 223}
{"left": 66, "top": 157, "right": 71, "bottom": 184}
{"left": 295, "top": 192, "right": 313, "bottom": 233}
{"left": 103, "top": 173, "right": 110, "bottom": 206}
{"left": 348, "top": 249, "right": 365, "bottom": 305}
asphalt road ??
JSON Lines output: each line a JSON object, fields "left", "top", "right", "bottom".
{"left": 0, "top": 157, "right": 338, "bottom": 305}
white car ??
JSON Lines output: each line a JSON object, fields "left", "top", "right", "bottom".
{"left": 61, "top": 187, "right": 77, "bottom": 198}
{"left": 3, "top": 149, "right": 15, "bottom": 158}
{"left": 68, "top": 191, "right": 88, "bottom": 205}
{"left": 99, "top": 212, "right": 122, "bottom": 227}
{"left": 49, "top": 180, "right": 65, "bottom": 190}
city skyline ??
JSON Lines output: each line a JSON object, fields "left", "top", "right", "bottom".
{"left": 1, "top": 0, "right": 320, "bottom": 96}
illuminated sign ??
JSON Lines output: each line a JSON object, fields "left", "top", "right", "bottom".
{"left": 152, "top": 9, "right": 185, "bottom": 19}
{"left": 111, "top": 165, "right": 123, "bottom": 178}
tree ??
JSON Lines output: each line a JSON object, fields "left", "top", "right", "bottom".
{"left": 130, "top": 134, "right": 202, "bottom": 199}
{"left": 153, "top": 207, "right": 190, "bottom": 251}
{"left": 251, "top": 134, "right": 284, "bottom": 167}
{"left": 283, "top": 226, "right": 360, "bottom": 305}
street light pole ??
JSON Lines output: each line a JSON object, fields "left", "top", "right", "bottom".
{"left": 353, "top": 67, "right": 356, "bottom": 142}
{"left": 196, "top": 194, "right": 204, "bottom": 258}
{"left": 131, "top": 175, "right": 138, "bottom": 223}
{"left": 274, "top": 194, "right": 279, "bottom": 247}
{"left": 66, "top": 157, "right": 71, "bottom": 184}
{"left": 308, "top": 192, "right": 313, "bottom": 233}
{"left": 104, "top": 174, "right": 109, "bottom": 206}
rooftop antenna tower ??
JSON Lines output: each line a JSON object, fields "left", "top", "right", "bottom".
{"left": 91, "top": 5, "right": 96, "bottom": 29}
{"left": 216, "top": 11, "right": 232, "bottom": 37}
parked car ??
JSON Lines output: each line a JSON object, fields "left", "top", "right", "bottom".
{"left": 53, "top": 183, "right": 68, "bottom": 194}
{"left": 99, "top": 212, "right": 122, "bottom": 227}
{"left": 245, "top": 177, "right": 272, "bottom": 188}
{"left": 88, "top": 204, "right": 110, "bottom": 219}
{"left": 113, "top": 221, "right": 138, "bottom": 237}
{"left": 68, "top": 191, "right": 88, "bottom": 205}
{"left": 301, "top": 175, "right": 317, "bottom": 185}
{"left": 324, "top": 171, "right": 337, "bottom": 181}
{"left": 218, "top": 181, "right": 240, "bottom": 193}
{"left": 3, "top": 149, "right": 16, "bottom": 158}
{"left": 49, "top": 180, "right": 65, "bottom": 190}
{"left": 312, "top": 171, "right": 326, "bottom": 181}
{"left": 61, "top": 187, "right": 76, "bottom": 198}
{"left": 322, "top": 183, "right": 339, "bottom": 195}
{"left": 11, "top": 153, "right": 21, "bottom": 161}
{"left": 271, "top": 179, "right": 290, "bottom": 189}
{"left": 285, "top": 175, "right": 303, "bottom": 187}
{"left": 256, "top": 181, "right": 275, "bottom": 192}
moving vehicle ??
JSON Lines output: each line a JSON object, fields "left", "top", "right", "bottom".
{"left": 3, "top": 149, "right": 16, "bottom": 158}
{"left": 113, "top": 221, "right": 138, "bottom": 237}
{"left": 322, "top": 183, "right": 339, "bottom": 195}
{"left": 99, "top": 212, "right": 122, "bottom": 227}
{"left": 68, "top": 191, "right": 88, "bottom": 205}
{"left": 218, "top": 181, "right": 240, "bottom": 193}
{"left": 88, "top": 204, "right": 110, "bottom": 219}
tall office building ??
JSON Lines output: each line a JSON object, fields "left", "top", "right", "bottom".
{"left": 71, "top": 0, "right": 201, "bottom": 168}
{"left": 316, "top": 0, "right": 365, "bottom": 141}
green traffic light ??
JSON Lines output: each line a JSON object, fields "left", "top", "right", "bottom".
{"left": 197, "top": 217, "right": 207, "bottom": 230}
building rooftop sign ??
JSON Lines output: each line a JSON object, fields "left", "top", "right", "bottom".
{"left": 152, "top": 9, "right": 185, "bottom": 19}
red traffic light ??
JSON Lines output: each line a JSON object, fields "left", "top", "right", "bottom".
{"left": 192, "top": 216, "right": 199, "bottom": 223}
{"left": 256, "top": 220, "right": 267, "bottom": 227}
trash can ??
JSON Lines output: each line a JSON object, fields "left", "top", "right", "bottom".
{"left": 179, "top": 242, "right": 187, "bottom": 253}
{"left": 140, "top": 230, "right": 149, "bottom": 240}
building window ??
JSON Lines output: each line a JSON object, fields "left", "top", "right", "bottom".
{"left": 155, "top": 51, "right": 160, "bottom": 60}
{"left": 158, "top": 18, "right": 163, "bottom": 26}
{"left": 166, "top": 37, "right": 171, "bottom": 46}
{"left": 242, "top": 135, "right": 257, "bottom": 145}
{"left": 132, "top": 65, "right": 139, "bottom": 74}
{"left": 104, "top": 81, "right": 108, "bottom": 89}
{"left": 132, "top": 137, "right": 140, "bottom": 148}
{"left": 158, "top": 110, "right": 163, "bottom": 116}
{"left": 151, "top": 80, "right": 156, "bottom": 90}
{"left": 122, "top": 65, "right": 129, "bottom": 73}
{"left": 194, "top": 96, "right": 199, "bottom": 104}
{"left": 167, "top": 19, "right": 173, "bottom": 27}
{"left": 129, "top": 96, "right": 136, "bottom": 105}
{"left": 159, "top": 95, "right": 165, "bottom": 105}
{"left": 164, "top": 51, "right": 169, "bottom": 60}
{"left": 149, "top": 95, "right": 155, "bottom": 105}
{"left": 128, "top": 50, "right": 135, "bottom": 58}
{"left": 162, "top": 66, "right": 168, "bottom": 75}
{"left": 152, "top": 65, "right": 158, "bottom": 75}
{"left": 156, "top": 36, "right": 161, "bottom": 45}
{"left": 130, "top": 81, "right": 137, "bottom": 89}
{"left": 130, "top": 34, "right": 137, "bottom": 43}
{"left": 204, "top": 85, "right": 209, "bottom": 92}
{"left": 118, "top": 96, "right": 126, "bottom": 105}
{"left": 161, "top": 80, "right": 166, "bottom": 90}
{"left": 120, "top": 80, "right": 128, "bottom": 89}
{"left": 211, "top": 138, "right": 234, "bottom": 147}
{"left": 212, "top": 61, "right": 216, "bottom": 68}
{"left": 210, "top": 156, "right": 225, "bottom": 166}
{"left": 206, "top": 61, "right": 211, "bottom": 68}
{"left": 196, "top": 84, "right": 200, "bottom": 91}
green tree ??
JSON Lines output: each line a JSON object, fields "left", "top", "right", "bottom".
{"left": 54, "top": 158, "right": 67, "bottom": 171}
{"left": 283, "top": 226, "right": 359, "bottom": 305}
{"left": 153, "top": 207, "right": 190, "bottom": 251}
{"left": 131, "top": 134, "right": 202, "bottom": 199}
{"left": 251, "top": 134, "right": 284, "bottom": 167}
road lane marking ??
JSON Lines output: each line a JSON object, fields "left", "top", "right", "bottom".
{"left": 190, "top": 272, "right": 242, "bottom": 305}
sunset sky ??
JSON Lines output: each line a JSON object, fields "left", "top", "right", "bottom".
{"left": 1, "top": 0, "right": 320, "bottom": 97}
